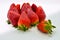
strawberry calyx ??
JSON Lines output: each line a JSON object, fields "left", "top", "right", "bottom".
{"left": 7, "top": 20, "right": 11, "bottom": 24}
{"left": 17, "top": 24, "right": 28, "bottom": 31}
{"left": 31, "top": 21, "right": 39, "bottom": 26}
{"left": 45, "top": 19, "right": 56, "bottom": 34}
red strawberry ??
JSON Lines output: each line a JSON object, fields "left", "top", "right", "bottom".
{"left": 18, "top": 11, "right": 31, "bottom": 31}
{"left": 7, "top": 11, "right": 20, "bottom": 26}
{"left": 31, "top": 4, "right": 37, "bottom": 12}
{"left": 27, "top": 8, "right": 39, "bottom": 26}
{"left": 10, "top": 3, "right": 15, "bottom": 9}
{"left": 16, "top": 4, "right": 21, "bottom": 13}
{"left": 37, "top": 20, "right": 56, "bottom": 34}
{"left": 9, "top": 3, "right": 20, "bottom": 14}
{"left": 36, "top": 6, "right": 46, "bottom": 22}
{"left": 21, "top": 3, "right": 31, "bottom": 13}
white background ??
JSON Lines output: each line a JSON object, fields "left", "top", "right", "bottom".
{"left": 0, "top": 0, "right": 60, "bottom": 40}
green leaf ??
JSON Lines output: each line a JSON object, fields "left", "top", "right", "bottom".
{"left": 7, "top": 20, "right": 11, "bottom": 24}
{"left": 45, "top": 25, "right": 49, "bottom": 30}
{"left": 48, "top": 19, "right": 51, "bottom": 24}
{"left": 44, "top": 21, "right": 48, "bottom": 24}
{"left": 48, "top": 29, "right": 52, "bottom": 34}
{"left": 31, "top": 23, "right": 36, "bottom": 27}
{"left": 52, "top": 25, "right": 56, "bottom": 28}
{"left": 45, "top": 25, "right": 53, "bottom": 34}
{"left": 45, "top": 19, "right": 56, "bottom": 34}
{"left": 23, "top": 26, "right": 28, "bottom": 31}
{"left": 18, "top": 25, "right": 28, "bottom": 31}
{"left": 31, "top": 21, "right": 39, "bottom": 27}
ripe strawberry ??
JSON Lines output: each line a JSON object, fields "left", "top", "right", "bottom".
{"left": 27, "top": 8, "right": 39, "bottom": 26}
{"left": 36, "top": 6, "right": 46, "bottom": 22}
{"left": 16, "top": 4, "right": 21, "bottom": 13}
{"left": 7, "top": 11, "right": 20, "bottom": 26}
{"left": 21, "top": 3, "right": 31, "bottom": 13}
{"left": 37, "top": 20, "right": 56, "bottom": 34}
{"left": 31, "top": 4, "right": 37, "bottom": 12}
{"left": 10, "top": 3, "right": 15, "bottom": 10}
{"left": 9, "top": 3, "right": 20, "bottom": 14}
{"left": 18, "top": 11, "right": 31, "bottom": 31}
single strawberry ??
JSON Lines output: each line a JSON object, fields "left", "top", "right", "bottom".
{"left": 16, "top": 4, "right": 21, "bottom": 13}
{"left": 31, "top": 4, "right": 37, "bottom": 12}
{"left": 37, "top": 20, "right": 56, "bottom": 34}
{"left": 7, "top": 11, "right": 20, "bottom": 26}
{"left": 36, "top": 6, "right": 46, "bottom": 22}
{"left": 21, "top": 3, "right": 31, "bottom": 13}
{"left": 27, "top": 8, "right": 39, "bottom": 26}
{"left": 18, "top": 11, "right": 31, "bottom": 31}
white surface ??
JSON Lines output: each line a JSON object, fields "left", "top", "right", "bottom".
{"left": 0, "top": 0, "right": 60, "bottom": 40}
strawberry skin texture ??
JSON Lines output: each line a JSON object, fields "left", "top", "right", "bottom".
{"left": 9, "top": 3, "right": 15, "bottom": 10}
{"left": 27, "top": 8, "right": 39, "bottom": 26}
{"left": 21, "top": 3, "right": 31, "bottom": 13}
{"left": 9, "top": 3, "right": 20, "bottom": 14}
{"left": 16, "top": 4, "right": 21, "bottom": 13}
{"left": 7, "top": 11, "right": 20, "bottom": 26}
{"left": 36, "top": 6, "right": 46, "bottom": 22}
{"left": 31, "top": 4, "right": 37, "bottom": 12}
{"left": 37, "top": 21, "right": 48, "bottom": 33}
{"left": 18, "top": 11, "right": 31, "bottom": 28}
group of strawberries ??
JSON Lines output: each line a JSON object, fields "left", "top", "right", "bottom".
{"left": 7, "top": 3, "right": 56, "bottom": 34}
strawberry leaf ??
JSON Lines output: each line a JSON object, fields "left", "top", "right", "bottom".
{"left": 48, "top": 19, "right": 51, "bottom": 24}
{"left": 18, "top": 25, "right": 28, "bottom": 31}
{"left": 7, "top": 20, "right": 11, "bottom": 24}
{"left": 52, "top": 25, "right": 56, "bottom": 28}
{"left": 31, "top": 21, "right": 39, "bottom": 27}
{"left": 45, "top": 19, "right": 56, "bottom": 34}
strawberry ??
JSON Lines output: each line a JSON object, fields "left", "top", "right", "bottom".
{"left": 37, "top": 20, "right": 56, "bottom": 34}
{"left": 27, "top": 8, "right": 39, "bottom": 26}
{"left": 7, "top": 11, "right": 20, "bottom": 26}
{"left": 9, "top": 3, "right": 20, "bottom": 14}
{"left": 36, "top": 6, "right": 46, "bottom": 22}
{"left": 18, "top": 11, "right": 31, "bottom": 31}
{"left": 16, "top": 4, "right": 21, "bottom": 13}
{"left": 21, "top": 3, "right": 31, "bottom": 13}
{"left": 31, "top": 4, "right": 37, "bottom": 12}
{"left": 10, "top": 3, "right": 15, "bottom": 10}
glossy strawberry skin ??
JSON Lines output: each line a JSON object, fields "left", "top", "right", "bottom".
{"left": 37, "top": 21, "right": 48, "bottom": 33}
{"left": 18, "top": 11, "right": 31, "bottom": 28}
{"left": 27, "top": 8, "right": 39, "bottom": 26}
{"left": 31, "top": 4, "right": 37, "bottom": 12}
{"left": 7, "top": 11, "right": 20, "bottom": 26}
{"left": 36, "top": 6, "right": 46, "bottom": 22}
